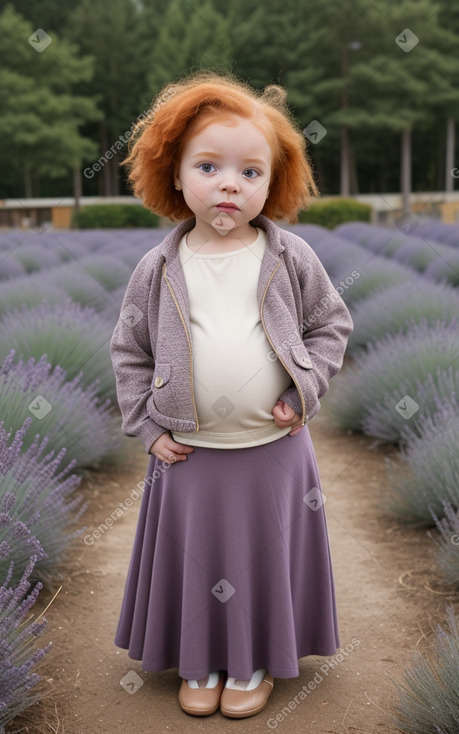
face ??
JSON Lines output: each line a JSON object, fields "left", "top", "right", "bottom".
{"left": 174, "top": 115, "right": 272, "bottom": 241}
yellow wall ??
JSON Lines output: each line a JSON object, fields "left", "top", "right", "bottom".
{"left": 52, "top": 206, "right": 73, "bottom": 228}
{"left": 438, "top": 201, "right": 459, "bottom": 223}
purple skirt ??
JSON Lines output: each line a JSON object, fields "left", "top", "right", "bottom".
{"left": 114, "top": 427, "right": 340, "bottom": 680}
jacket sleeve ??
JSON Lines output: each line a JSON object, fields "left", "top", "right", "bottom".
{"left": 110, "top": 254, "right": 169, "bottom": 454}
{"left": 278, "top": 241, "right": 354, "bottom": 421}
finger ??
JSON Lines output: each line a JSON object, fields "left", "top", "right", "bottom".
{"left": 154, "top": 452, "right": 184, "bottom": 463}
{"left": 166, "top": 439, "right": 194, "bottom": 454}
{"left": 151, "top": 447, "right": 187, "bottom": 463}
{"left": 164, "top": 449, "right": 191, "bottom": 461}
{"left": 167, "top": 453, "right": 188, "bottom": 462}
{"left": 275, "top": 405, "right": 296, "bottom": 421}
{"left": 274, "top": 415, "right": 294, "bottom": 427}
{"left": 161, "top": 443, "right": 194, "bottom": 463}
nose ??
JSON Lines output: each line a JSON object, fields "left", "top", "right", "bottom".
{"left": 218, "top": 172, "right": 240, "bottom": 193}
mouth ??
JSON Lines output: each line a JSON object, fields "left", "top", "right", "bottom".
{"left": 216, "top": 202, "right": 240, "bottom": 212}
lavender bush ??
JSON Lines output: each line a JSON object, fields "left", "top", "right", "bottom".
{"left": 0, "top": 258, "right": 26, "bottom": 281}
{"left": 114, "top": 242, "right": 159, "bottom": 269}
{"left": 0, "top": 278, "right": 70, "bottom": 316}
{"left": 11, "top": 243, "right": 62, "bottom": 273}
{"left": 335, "top": 222, "right": 407, "bottom": 256}
{"left": 42, "top": 236, "right": 89, "bottom": 263}
{"left": 100, "top": 286, "right": 128, "bottom": 325}
{"left": 332, "top": 258, "right": 415, "bottom": 307}
{"left": 61, "top": 253, "right": 132, "bottom": 292}
{"left": 347, "top": 279, "right": 459, "bottom": 353}
{"left": 1, "top": 417, "right": 86, "bottom": 588}
{"left": 0, "top": 266, "right": 115, "bottom": 316}
{"left": 283, "top": 223, "right": 331, "bottom": 245}
{"left": 0, "top": 349, "right": 124, "bottom": 473}
{"left": 39, "top": 258, "right": 117, "bottom": 311}
{"left": 389, "top": 606, "right": 459, "bottom": 733}
{"left": 0, "top": 552, "right": 52, "bottom": 734}
{"left": 362, "top": 361, "right": 459, "bottom": 445}
{"left": 392, "top": 237, "right": 457, "bottom": 273}
{"left": 414, "top": 221, "right": 445, "bottom": 240}
{"left": 0, "top": 229, "right": 164, "bottom": 283}
{"left": 335, "top": 222, "right": 388, "bottom": 248}
{"left": 384, "top": 399, "right": 459, "bottom": 526}
{"left": 309, "top": 238, "right": 368, "bottom": 280}
{"left": 416, "top": 221, "right": 459, "bottom": 247}
{"left": 1, "top": 232, "right": 84, "bottom": 270}
{"left": 423, "top": 249, "right": 459, "bottom": 287}
{"left": 429, "top": 503, "right": 459, "bottom": 589}
{"left": 334, "top": 222, "right": 372, "bottom": 242}
{"left": 327, "top": 320, "right": 459, "bottom": 443}
{"left": 0, "top": 301, "right": 117, "bottom": 403}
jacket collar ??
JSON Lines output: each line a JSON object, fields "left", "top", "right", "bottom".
{"left": 160, "top": 214, "right": 285, "bottom": 261}
{"left": 160, "top": 214, "right": 286, "bottom": 314}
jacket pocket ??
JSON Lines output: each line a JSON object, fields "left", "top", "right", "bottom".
{"left": 147, "top": 363, "right": 176, "bottom": 418}
{"left": 151, "top": 363, "right": 171, "bottom": 388}
{"left": 289, "top": 343, "right": 321, "bottom": 423}
{"left": 290, "top": 343, "right": 313, "bottom": 369}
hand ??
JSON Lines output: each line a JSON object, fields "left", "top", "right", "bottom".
{"left": 272, "top": 400, "right": 303, "bottom": 436}
{"left": 148, "top": 432, "right": 194, "bottom": 462}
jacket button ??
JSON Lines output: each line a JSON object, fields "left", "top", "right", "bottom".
{"left": 154, "top": 376, "right": 164, "bottom": 387}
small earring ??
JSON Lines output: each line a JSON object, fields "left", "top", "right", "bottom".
{"left": 174, "top": 184, "right": 181, "bottom": 191}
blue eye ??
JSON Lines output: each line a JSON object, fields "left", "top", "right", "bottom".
{"left": 199, "top": 163, "right": 216, "bottom": 173}
{"left": 243, "top": 168, "right": 258, "bottom": 178}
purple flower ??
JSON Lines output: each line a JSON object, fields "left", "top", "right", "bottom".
{"left": 0, "top": 549, "right": 50, "bottom": 731}
{"left": 0, "top": 349, "right": 123, "bottom": 473}
{"left": 328, "top": 319, "right": 459, "bottom": 443}
{"left": 347, "top": 279, "right": 459, "bottom": 353}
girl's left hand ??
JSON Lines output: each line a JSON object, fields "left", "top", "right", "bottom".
{"left": 272, "top": 400, "right": 303, "bottom": 436}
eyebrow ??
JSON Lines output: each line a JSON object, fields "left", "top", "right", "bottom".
{"left": 191, "top": 152, "right": 266, "bottom": 165}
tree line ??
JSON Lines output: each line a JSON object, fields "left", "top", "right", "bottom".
{"left": 1, "top": 0, "right": 459, "bottom": 207}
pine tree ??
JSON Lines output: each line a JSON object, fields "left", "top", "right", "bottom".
{"left": 0, "top": 5, "right": 101, "bottom": 198}
{"left": 62, "top": 0, "right": 147, "bottom": 195}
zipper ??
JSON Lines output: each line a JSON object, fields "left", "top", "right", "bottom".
{"left": 162, "top": 263, "right": 199, "bottom": 431}
{"left": 260, "top": 263, "right": 307, "bottom": 426}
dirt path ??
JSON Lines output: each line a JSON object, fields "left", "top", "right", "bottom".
{"left": 20, "top": 378, "right": 452, "bottom": 734}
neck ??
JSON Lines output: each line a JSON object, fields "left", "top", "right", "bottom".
{"left": 185, "top": 222, "right": 259, "bottom": 252}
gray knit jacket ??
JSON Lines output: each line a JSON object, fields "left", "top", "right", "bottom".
{"left": 110, "top": 214, "right": 354, "bottom": 454}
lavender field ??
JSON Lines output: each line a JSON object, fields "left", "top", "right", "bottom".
{"left": 1, "top": 220, "right": 459, "bottom": 733}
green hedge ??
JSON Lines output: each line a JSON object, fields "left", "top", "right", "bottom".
{"left": 72, "top": 204, "right": 160, "bottom": 228}
{"left": 298, "top": 198, "right": 372, "bottom": 229}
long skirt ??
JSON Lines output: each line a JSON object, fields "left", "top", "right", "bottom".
{"left": 114, "top": 427, "right": 340, "bottom": 680}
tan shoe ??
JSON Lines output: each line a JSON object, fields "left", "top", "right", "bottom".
{"left": 178, "top": 672, "right": 226, "bottom": 716}
{"left": 220, "top": 673, "right": 274, "bottom": 718}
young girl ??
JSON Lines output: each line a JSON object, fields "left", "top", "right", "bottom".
{"left": 110, "top": 70, "right": 353, "bottom": 719}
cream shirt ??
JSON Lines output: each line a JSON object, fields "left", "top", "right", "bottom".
{"left": 172, "top": 227, "right": 293, "bottom": 448}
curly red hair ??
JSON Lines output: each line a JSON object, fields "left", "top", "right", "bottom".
{"left": 122, "top": 70, "right": 319, "bottom": 224}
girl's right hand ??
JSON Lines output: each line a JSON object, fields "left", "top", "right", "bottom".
{"left": 148, "top": 431, "right": 194, "bottom": 463}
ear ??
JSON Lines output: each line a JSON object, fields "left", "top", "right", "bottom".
{"left": 173, "top": 165, "right": 181, "bottom": 189}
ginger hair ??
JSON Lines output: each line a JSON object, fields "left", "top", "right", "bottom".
{"left": 121, "top": 70, "right": 319, "bottom": 224}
